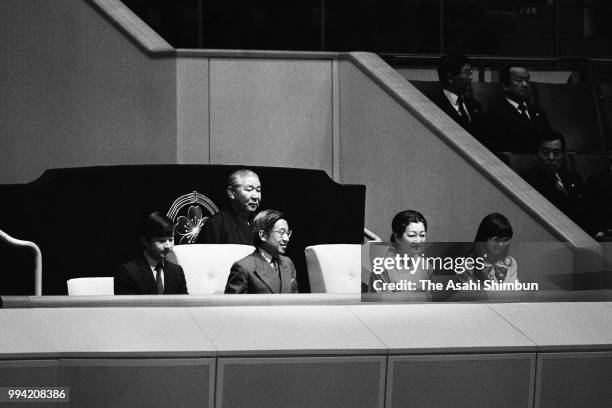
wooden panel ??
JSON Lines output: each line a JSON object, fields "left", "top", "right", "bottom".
{"left": 348, "top": 304, "right": 536, "bottom": 354}
{"left": 209, "top": 58, "right": 333, "bottom": 173}
{"left": 536, "top": 352, "right": 612, "bottom": 408}
{"left": 489, "top": 303, "right": 612, "bottom": 351}
{"left": 61, "top": 358, "right": 214, "bottom": 408}
{"left": 217, "top": 356, "right": 385, "bottom": 408}
{"left": 388, "top": 354, "right": 535, "bottom": 408}
{"left": 187, "top": 305, "right": 386, "bottom": 356}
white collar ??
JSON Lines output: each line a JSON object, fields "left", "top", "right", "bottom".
{"left": 258, "top": 248, "right": 274, "bottom": 264}
{"left": 143, "top": 251, "right": 161, "bottom": 269}
{"left": 443, "top": 89, "right": 460, "bottom": 106}
{"left": 505, "top": 97, "right": 524, "bottom": 110}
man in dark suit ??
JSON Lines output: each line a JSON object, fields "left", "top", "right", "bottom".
{"left": 480, "top": 65, "right": 551, "bottom": 153}
{"left": 197, "top": 169, "right": 261, "bottom": 245}
{"left": 225, "top": 209, "right": 298, "bottom": 294}
{"left": 115, "top": 212, "right": 188, "bottom": 295}
{"left": 522, "top": 130, "right": 586, "bottom": 227}
{"left": 430, "top": 54, "right": 483, "bottom": 135}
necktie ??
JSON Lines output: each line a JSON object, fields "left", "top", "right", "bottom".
{"left": 456, "top": 96, "right": 470, "bottom": 122}
{"left": 554, "top": 173, "right": 568, "bottom": 194}
{"left": 155, "top": 261, "right": 164, "bottom": 294}
{"left": 517, "top": 103, "right": 530, "bottom": 120}
{"left": 272, "top": 257, "right": 282, "bottom": 292}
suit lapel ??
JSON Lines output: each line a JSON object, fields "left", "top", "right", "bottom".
{"left": 162, "top": 263, "right": 173, "bottom": 294}
{"left": 278, "top": 256, "right": 294, "bottom": 293}
{"left": 439, "top": 91, "right": 463, "bottom": 122}
{"left": 136, "top": 256, "right": 158, "bottom": 294}
{"left": 252, "top": 251, "right": 279, "bottom": 293}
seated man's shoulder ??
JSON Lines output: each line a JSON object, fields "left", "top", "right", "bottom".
{"left": 164, "top": 259, "right": 183, "bottom": 270}
{"left": 563, "top": 168, "right": 584, "bottom": 183}
{"left": 279, "top": 254, "right": 295, "bottom": 268}
{"left": 116, "top": 257, "right": 143, "bottom": 273}
{"left": 233, "top": 251, "right": 259, "bottom": 269}
{"left": 483, "top": 102, "right": 508, "bottom": 119}
{"left": 520, "top": 165, "right": 541, "bottom": 182}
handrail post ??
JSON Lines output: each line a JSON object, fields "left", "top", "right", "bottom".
{"left": 0, "top": 229, "right": 42, "bottom": 296}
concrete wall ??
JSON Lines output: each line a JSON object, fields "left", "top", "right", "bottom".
{"left": 0, "top": 0, "right": 177, "bottom": 184}
{"left": 176, "top": 54, "right": 335, "bottom": 174}
{"left": 0, "top": 0, "right": 337, "bottom": 183}
{"left": 177, "top": 57, "right": 210, "bottom": 164}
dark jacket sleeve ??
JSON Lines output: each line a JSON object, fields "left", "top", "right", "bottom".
{"left": 176, "top": 265, "right": 189, "bottom": 295}
{"left": 199, "top": 218, "right": 219, "bottom": 244}
{"left": 225, "top": 260, "right": 249, "bottom": 294}
{"left": 287, "top": 257, "right": 299, "bottom": 293}
{"left": 114, "top": 264, "right": 138, "bottom": 295}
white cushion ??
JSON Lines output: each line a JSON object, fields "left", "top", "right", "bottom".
{"left": 168, "top": 244, "right": 255, "bottom": 294}
{"left": 67, "top": 277, "right": 114, "bottom": 296}
{"left": 305, "top": 244, "right": 362, "bottom": 293}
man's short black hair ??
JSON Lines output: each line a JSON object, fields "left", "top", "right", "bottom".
{"left": 499, "top": 65, "right": 528, "bottom": 86}
{"left": 534, "top": 128, "right": 566, "bottom": 153}
{"left": 251, "top": 209, "right": 286, "bottom": 247}
{"left": 437, "top": 54, "right": 469, "bottom": 86}
{"left": 140, "top": 212, "right": 175, "bottom": 240}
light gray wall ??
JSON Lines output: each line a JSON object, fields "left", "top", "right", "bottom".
{"left": 0, "top": 0, "right": 176, "bottom": 184}
{"left": 177, "top": 57, "right": 210, "bottom": 164}
{"left": 208, "top": 58, "right": 333, "bottom": 171}
{"left": 175, "top": 55, "right": 336, "bottom": 174}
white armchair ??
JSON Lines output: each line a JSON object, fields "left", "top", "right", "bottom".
{"left": 168, "top": 244, "right": 255, "bottom": 294}
{"left": 67, "top": 277, "right": 114, "bottom": 295}
{"left": 305, "top": 244, "right": 362, "bottom": 293}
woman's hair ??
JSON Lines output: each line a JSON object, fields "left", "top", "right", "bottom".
{"left": 390, "top": 210, "right": 427, "bottom": 242}
{"left": 473, "top": 212, "right": 513, "bottom": 260}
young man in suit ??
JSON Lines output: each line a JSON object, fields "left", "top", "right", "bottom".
{"left": 480, "top": 65, "right": 551, "bottom": 153}
{"left": 225, "top": 209, "right": 298, "bottom": 294}
{"left": 115, "top": 212, "right": 188, "bottom": 295}
{"left": 431, "top": 54, "right": 483, "bottom": 136}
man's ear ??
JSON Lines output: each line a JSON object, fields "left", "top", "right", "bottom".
{"left": 447, "top": 72, "right": 455, "bottom": 85}
{"left": 227, "top": 186, "right": 235, "bottom": 199}
{"left": 258, "top": 230, "right": 267, "bottom": 242}
{"left": 141, "top": 237, "right": 149, "bottom": 247}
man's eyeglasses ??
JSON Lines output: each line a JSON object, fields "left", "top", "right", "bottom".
{"left": 272, "top": 229, "right": 292, "bottom": 238}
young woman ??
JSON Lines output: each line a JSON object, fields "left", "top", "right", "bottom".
{"left": 458, "top": 213, "right": 518, "bottom": 284}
